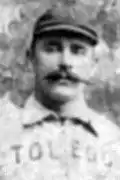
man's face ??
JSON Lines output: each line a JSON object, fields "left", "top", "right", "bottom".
{"left": 33, "top": 33, "right": 96, "bottom": 103}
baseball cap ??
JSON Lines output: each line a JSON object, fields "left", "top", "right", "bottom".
{"left": 31, "top": 2, "right": 98, "bottom": 47}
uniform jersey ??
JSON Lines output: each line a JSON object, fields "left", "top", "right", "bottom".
{"left": 0, "top": 92, "right": 120, "bottom": 180}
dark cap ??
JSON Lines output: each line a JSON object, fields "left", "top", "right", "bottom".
{"left": 31, "top": 2, "right": 98, "bottom": 48}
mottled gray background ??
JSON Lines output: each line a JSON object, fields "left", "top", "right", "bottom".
{"left": 1, "top": 0, "right": 120, "bottom": 125}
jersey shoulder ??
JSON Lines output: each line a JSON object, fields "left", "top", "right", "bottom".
{"left": 0, "top": 93, "right": 22, "bottom": 140}
{"left": 89, "top": 109, "right": 120, "bottom": 143}
{"left": 0, "top": 92, "right": 22, "bottom": 119}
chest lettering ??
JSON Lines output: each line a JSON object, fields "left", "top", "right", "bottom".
{"left": 10, "top": 140, "right": 98, "bottom": 164}
{"left": 72, "top": 140, "right": 82, "bottom": 158}
{"left": 11, "top": 142, "right": 43, "bottom": 163}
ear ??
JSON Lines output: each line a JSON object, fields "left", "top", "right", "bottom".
{"left": 26, "top": 49, "right": 38, "bottom": 72}
{"left": 26, "top": 49, "right": 34, "bottom": 62}
{"left": 26, "top": 49, "right": 30, "bottom": 58}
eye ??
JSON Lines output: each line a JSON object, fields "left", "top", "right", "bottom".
{"left": 70, "top": 43, "right": 87, "bottom": 55}
{"left": 43, "top": 40, "right": 62, "bottom": 53}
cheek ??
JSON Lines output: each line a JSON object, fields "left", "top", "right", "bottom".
{"left": 74, "top": 56, "right": 96, "bottom": 78}
{"left": 36, "top": 52, "right": 60, "bottom": 71}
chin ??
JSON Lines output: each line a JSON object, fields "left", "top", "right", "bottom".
{"left": 49, "top": 86, "right": 77, "bottom": 102}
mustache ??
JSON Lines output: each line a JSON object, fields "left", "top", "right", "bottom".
{"left": 45, "top": 70, "right": 80, "bottom": 83}
{"left": 45, "top": 70, "right": 93, "bottom": 85}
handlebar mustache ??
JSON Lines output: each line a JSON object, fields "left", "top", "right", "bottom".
{"left": 45, "top": 71, "right": 93, "bottom": 85}
{"left": 45, "top": 71, "right": 80, "bottom": 83}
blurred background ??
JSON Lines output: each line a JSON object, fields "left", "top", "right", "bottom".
{"left": 1, "top": 0, "right": 120, "bottom": 125}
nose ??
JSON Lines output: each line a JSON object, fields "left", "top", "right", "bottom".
{"left": 59, "top": 47, "right": 72, "bottom": 70}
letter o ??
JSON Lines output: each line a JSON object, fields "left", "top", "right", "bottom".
{"left": 29, "top": 142, "right": 43, "bottom": 161}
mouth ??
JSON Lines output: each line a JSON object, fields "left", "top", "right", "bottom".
{"left": 56, "top": 78, "right": 73, "bottom": 86}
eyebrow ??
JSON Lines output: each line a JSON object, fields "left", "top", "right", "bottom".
{"left": 70, "top": 39, "right": 89, "bottom": 47}
{"left": 45, "top": 38, "right": 61, "bottom": 44}
{"left": 39, "top": 36, "right": 90, "bottom": 48}
{"left": 41, "top": 36, "right": 62, "bottom": 41}
{"left": 41, "top": 38, "right": 62, "bottom": 46}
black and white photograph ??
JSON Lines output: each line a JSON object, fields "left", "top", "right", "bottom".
{"left": 0, "top": 0, "right": 120, "bottom": 179}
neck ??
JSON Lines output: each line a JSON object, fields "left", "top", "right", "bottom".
{"left": 59, "top": 84, "right": 88, "bottom": 116}
{"left": 35, "top": 84, "right": 87, "bottom": 115}
{"left": 35, "top": 90, "right": 64, "bottom": 113}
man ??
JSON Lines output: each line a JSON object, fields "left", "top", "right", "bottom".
{"left": 0, "top": 2, "right": 120, "bottom": 180}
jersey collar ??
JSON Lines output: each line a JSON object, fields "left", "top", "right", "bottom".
{"left": 22, "top": 92, "right": 100, "bottom": 127}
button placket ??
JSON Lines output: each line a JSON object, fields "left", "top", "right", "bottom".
{"left": 58, "top": 119, "right": 73, "bottom": 177}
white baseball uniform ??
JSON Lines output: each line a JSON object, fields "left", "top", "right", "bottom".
{"left": 0, "top": 92, "right": 120, "bottom": 180}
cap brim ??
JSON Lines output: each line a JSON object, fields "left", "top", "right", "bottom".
{"left": 39, "top": 24, "right": 98, "bottom": 46}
